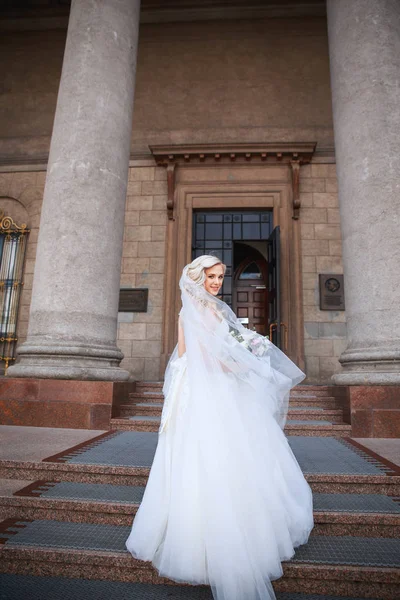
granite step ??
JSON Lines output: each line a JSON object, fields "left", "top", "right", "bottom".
{"left": 119, "top": 403, "right": 345, "bottom": 423}
{"left": 1, "top": 434, "right": 398, "bottom": 495}
{"left": 1, "top": 484, "right": 399, "bottom": 537}
{"left": 0, "top": 574, "right": 387, "bottom": 600}
{"left": 0, "top": 520, "right": 398, "bottom": 597}
{"left": 110, "top": 416, "right": 352, "bottom": 437}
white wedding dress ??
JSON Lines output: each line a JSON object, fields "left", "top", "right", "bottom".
{"left": 126, "top": 267, "right": 314, "bottom": 600}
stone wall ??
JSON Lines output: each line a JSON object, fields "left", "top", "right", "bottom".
{"left": 117, "top": 165, "right": 168, "bottom": 381}
{"left": 300, "top": 162, "right": 346, "bottom": 383}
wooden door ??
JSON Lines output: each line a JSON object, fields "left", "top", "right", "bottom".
{"left": 233, "top": 257, "right": 268, "bottom": 335}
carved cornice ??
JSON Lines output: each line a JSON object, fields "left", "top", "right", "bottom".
{"left": 150, "top": 142, "right": 316, "bottom": 166}
{"left": 150, "top": 142, "right": 316, "bottom": 220}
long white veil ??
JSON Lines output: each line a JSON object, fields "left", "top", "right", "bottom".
{"left": 163, "top": 263, "right": 305, "bottom": 432}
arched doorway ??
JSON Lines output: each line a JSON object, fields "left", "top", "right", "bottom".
{"left": 233, "top": 246, "right": 268, "bottom": 335}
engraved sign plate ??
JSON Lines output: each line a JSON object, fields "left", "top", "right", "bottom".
{"left": 319, "top": 274, "right": 345, "bottom": 310}
{"left": 118, "top": 288, "right": 148, "bottom": 312}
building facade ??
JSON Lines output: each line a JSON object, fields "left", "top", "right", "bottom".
{"left": 0, "top": 0, "right": 399, "bottom": 436}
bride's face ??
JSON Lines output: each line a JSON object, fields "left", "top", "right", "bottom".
{"left": 204, "top": 263, "right": 224, "bottom": 296}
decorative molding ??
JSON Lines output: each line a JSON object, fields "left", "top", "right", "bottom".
{"left": 290, "top": 160, "right": 301, "bottom": 219}
{"left": 150, "top": 142, "right": 316, "bottom": 221}
{"left": 0, "top": 211, "right": 29, "bottom": 233}
{"left": 150, "top": 142, "right": 316, "bottom": 167}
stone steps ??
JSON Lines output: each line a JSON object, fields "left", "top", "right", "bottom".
{"left": 1, "top": 485, "right": 399, "bottom": 537}
{"left": 0, "top": 520, "right": 399, "bottom": 597}
{"left": 119, "top": 402, "right": 345, "bottom": 423}
{"left": 110, "top": 416, "right": 352, "bottom": 437}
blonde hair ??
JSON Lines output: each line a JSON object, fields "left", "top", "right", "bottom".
{"left": 186, "top": 255, "right": 226, "bottom": 286}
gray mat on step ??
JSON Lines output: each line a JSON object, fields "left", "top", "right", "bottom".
{"left": 51, "top": 432, "right": 389, "bottom": 476}
{"left": 313, "top": 493, "right": 400, "bottom": 513}
{"left": 0, "top": 574, "right": 382, "bottom": 600}
{"left": 3, "top": 521, "right": 400, "bottom": 567}
{"left": 39, "top": 482, "right": 145, "bottom": 504}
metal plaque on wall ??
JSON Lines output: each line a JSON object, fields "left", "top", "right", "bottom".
{"left": 319, "top": 274, "right": 345, "bottom": 310}
{"left": 118, "top": 288, "right": 149, "bottom": 312}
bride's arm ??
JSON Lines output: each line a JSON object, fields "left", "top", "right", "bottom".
{"left": 178, "top": 315, "right": 186, "bottom": 358}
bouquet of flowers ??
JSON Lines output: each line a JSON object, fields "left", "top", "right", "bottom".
{"left": 228, "top": 325, "right": 270, "bottom": 358}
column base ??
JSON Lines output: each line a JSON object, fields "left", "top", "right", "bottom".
{"left": 345, "top": 386, "right": 400, "bottom": 438}
{"left": 7, "top": 340, "right": 130, "bottom": 382}
{"left": 333, "top": 347, "right": 400, "bottom": 385}
{"left": 0, "top": 378, "right": 135, "bottom": 429}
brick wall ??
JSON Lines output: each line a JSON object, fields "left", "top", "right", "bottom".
{"left": 300, "top": 162, "right": 347, "bottom": 383}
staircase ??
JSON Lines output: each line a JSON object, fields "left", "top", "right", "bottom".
{"left": 1, "top": 383, "right": 400, "bottom": 599}
{"left": 111, "top": 383, "right": 353, "bottom": 437}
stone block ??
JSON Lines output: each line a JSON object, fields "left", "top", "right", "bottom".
{"left": 131, "top": 340, "right": 162, "bottom": 358}
{"left": 304, "top": 322, "right": 319, "bottom": 338}
{"left": 319, "top": 356, "right": 342, "bottom": 379}
{"left": 155, "top": 167, "right": 167, "bottom": 181}
{"left": 116, "top": 339, "right": 132, "bottom": 358}
{"left": 303, "top": 289, "right": 316, "bottom": 306}
{"left": 146, "top": 323, "right": 162, "bottom": 340}
{"left": 122, "top": 241, "right": 138, "bottom": 258}
{"left": 151, "top": 226, "right": 166, "bottom": 241}
{"left": 300, "top": 208, "right": 328, "bottom": 223}
{"left": 153, "top": 195, "right": 168, "bottom": 210}
{"left": 122, "top": 257, "right": 150, "bottom": 273}
{"left": 313, "top": 193, "right": 338, "bottom": 208}
{"left": 149, "top": 257, "right": 165, "bottom": 273}
{"left": 304, "top": 339, "right": 334, "bottom": 357}
{"left": 26, "top": 242, "right": 38, "bottom": 260}
{"left": 148, "top": 288, "right": 164, "bottom": 306}
{"left": 124, "top": 226, "right": 152, "bottom": 242}
{"left": 327, "top": 208, "right": 341, "bottom": 224}
{"left": 36, "top": 172, "right": 47, "bottom": 188}
{"left": 325, "top": 178, "right": 338, "bottom": 193}
{"left": 299, "top": 179, "right": 325, "bottom": 193}
{"left": 351, "top": 410, "right": 373, "bottom": 437}
{"left": 372, "top": 411, "right": 400, "bottom": 438}
{"left": 134, "top": 305, "right": 163, "bottom": 323}
{"left": 316, "top": 255, "right": 343, "bottom": 273}
{"left": 333, "top": 338, "right": 348, "bottom": 356}
{"left": 300, "top": 164, "right": 311, "bottom": 178}
{"left": 144, "top": 357, "right": 161, "bottom": 381}
{"left": 126, "top": 181, "right": 142, "bottom": 195}
{"left": 126, "top": 195, "right": 153, "bottom": 211}
{"left": 329, "top": 241, "right": 342, "bottom": 256}
{"left": 136, "top": 273, "right": 164, "bottom": 289}
{"left": 304, "top": 356, "right": 320, "bottom": 380}
{"left": 302, "top": 273, "right": 318, "bottom": 290}
{"left": 300, "top": 223, "right": 315, "bottom": 239}
{"left": 315, "top": 224, "right": 342, "bottom": 240}
{"left": 318, "top": 322, "right": 347, "bottom": 338}
{"left": 302, "top": 256, "right": 316, "bottom": 273}
{"left": 24, "top": 258, "right": 36, "bottom": 274}
{"left": 22, "top": 273, "right": 34, "bottom": 290}
{"left": 138, "top": 241, "right": 166, "bottom": 258}
{"left": 130, "top": 167, "right": 155, "bottom": 181}
{"left": 299, "top": 192, "right": 313, "bottom": 207}
{"left": 139, "top": 211, "right": 167, "bottom": 226}
{"left": 124, "top": 211, "right": 140, "bottom": 226}
{"left": 141, "top": 180, "right": 168, "bottom": 195}
{"left": 311, "top": 164, "right": 337, "bottom": 179}
{"left": 118, "top": 323, "right": 147, "bottom": 340}
{"left": 350, "top": 386, "right": 400, "bottom": 410}
{"left": 304, "top": 305, "right": 346, "bottom": 323}
{"left": 121, "top": 274, "right": 135, "bottom": 286}
{"left": 301, "top": 239, "right": 330, "bottom": 255}
{"left": 117, "top": 312, "right": 134, "bottom": 323}
{"left": 119, "top": 357, "right": 145, "bottom": 380}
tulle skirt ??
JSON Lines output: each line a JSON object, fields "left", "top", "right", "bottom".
{"left": 126, "top": 354, "right": 314, "bottom": 600}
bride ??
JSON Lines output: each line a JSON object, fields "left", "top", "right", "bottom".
{"left": 126, "top": 255, "right": 314, "bottom": 600}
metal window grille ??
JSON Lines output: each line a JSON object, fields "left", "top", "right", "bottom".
{"left": 0, "top": 212, "right": 29, "bottom": 373}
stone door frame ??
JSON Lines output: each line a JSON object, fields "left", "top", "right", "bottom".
{"left": 150, "top": 143, "right": 315, "bottom": 376}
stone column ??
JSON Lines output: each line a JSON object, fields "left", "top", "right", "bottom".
{"left": 8, "top": 0, "right": 141, "bottom": 380}
{"left": 327, "top": 0, "right": 400, "bottom": 385}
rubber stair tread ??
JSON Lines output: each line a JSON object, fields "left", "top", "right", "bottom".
{"left": 0, "top": 574, "right": 384, "bottom": 600}
{"left": 2, "top": 521, "right": 400, "bottom": 567}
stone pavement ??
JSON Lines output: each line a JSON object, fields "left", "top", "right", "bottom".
{"left": 0, "top": 385, "right": 400, "bottom": 599}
